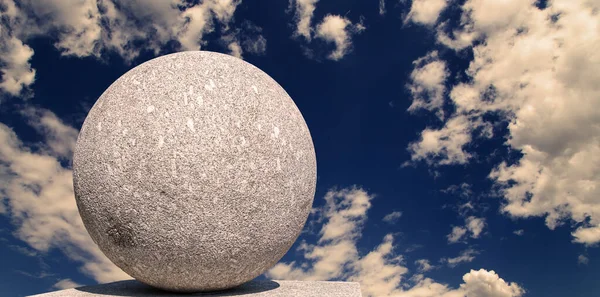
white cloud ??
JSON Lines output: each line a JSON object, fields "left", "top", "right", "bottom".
{"left": 466, "top": 216, "right": 485, "bottom": 238}
{"left": 0, "top": 108, "right": 129, "bottom": 283}
{"left": 407, "top": 51, "right": 448, "bottom": 119}
{"left": 442, "top": 249, "right": 478, "bottom": 267}
{"left": 227, "top": 40, "right": 243, "bottom": 58}
{"left": 23, "top": 0, "right": 103, "bottom": 57}
{"left": 578, "top": 254, "right": 589, "bottom": 265}
{"left": 0, "top": 36, "right": 35, "bottom": 96}
{"left": 406, "top": 0, "right": 448, "bottom": 25}
{"left": 268, "top": 187, "right": 372, "bottom": 281}
{"left": 379, "top": 0, "right": 386, "bottom": 16}
{"left": 0, "top": 0, "right": 261, "bottom": 96}
{"left": 513, "top": 229, "right": 524, "bottom": 236}
{"left": 448, "top": 217, "right": 485, "bottom": 243}
{"left": 315, "top": 15, "right": 363, "bottom": 61}
{"left": 415, "top": 259, "right": 435, "bottom": 272}
{"left": 443, "top": 183, "right": 473, "bottom": 199}
{"left": 408, "top": 0, "right": 600, "bottom": 244}
{"left": 447, "top": 226, "right": 467, "bottom": 243}
{"left": 221, "top": 33, "right": 243, "bottom": 59}
{"left": 268, "top": 187, "right": 522, "bottom": 297}
{"left": 0, "top": 1, "right": 35, "bottom": 96}
{"left": 409, "top": 115, "right": 479, "bottom": 166}
{"left": 52, "top": 279, "right": 82, "bottom": 290}
{"left": 291, "top": 0, "right": 319, "bottom": 40}
{"left": 572, "top": 226, "right": 600, "bottom": 245}
{"left": 461, "top": 269, "right": 524, "bottom": 297}
{"left": 383, "top": 211, "right": 402, "bottom": 223}
{"left": 288, "top": 1, "right": 364, "bottom": 61}
{"left": 21, "top": 108, "right": 78, "bottom": 159}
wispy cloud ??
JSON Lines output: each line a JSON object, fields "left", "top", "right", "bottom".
{"left": 0, "top": 108, "right": 129, "bottom": 283}
{"left": 448, "top": 216, "right": 486, "bottom": 243}
{"left": 442, "top": 248, "right": 479, "bottom": 267}
{"left": 0, "top": 0, "right": 264, "bottom": 97}
{"left": 383, "top": 211, "right": 402, "bottom": 224}
{"left": 288, "top": 0, "right": 365, "bottom": 60}
{"left": 415, "top": 259, "right": 435, "bottom": 272}
{"left": 268, "top": 187, "right": 523, "bottom": 297}
{"left": 379, "top": 0, "right": 386, "bottom": 16}
{"left": 447, "top": 226, "right": 468, "bottom": 244}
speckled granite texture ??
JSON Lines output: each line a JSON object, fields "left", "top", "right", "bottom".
{"left": 73, "top": 51, "right": 317, "bottom": 292}
{"left": 29, "top": 280, "right": 362, "bottom": 297}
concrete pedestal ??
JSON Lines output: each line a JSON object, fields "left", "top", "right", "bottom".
{"left": 30, "top": 279, "right": 362, "bottom": 297}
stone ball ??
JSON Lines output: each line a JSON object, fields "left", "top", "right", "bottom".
{"left": 73, "top": 51, "right": 316, "bottom": 292}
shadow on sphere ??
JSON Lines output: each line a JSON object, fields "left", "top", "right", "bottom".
{"left": 76, "top": 279, "right": 281, "bottom": 296}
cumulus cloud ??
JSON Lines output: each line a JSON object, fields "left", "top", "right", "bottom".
{"left": 290, "top": 0, "right": 319, "bottom": 40}
{"left": 578, "top": 254, "right": 589, "bottom": 265}
{"left": 383, "top": 211, "right": 402, "bottom": 223}
{"left": 406, "top": 0, "right": 448, "bottom": 25}
{"left": 407, "top": 51, "right": 448, "bottom": 119}
{"left": 461, "top": 269, "right": 524, "bottom": 297}
{"left": 0, "top": 1, "right": 35, "bottom": 96}
{"left": 268, "top": 187, "right": 522, "bottom": 297}
{"left": 466, "top": 216, "right": 485, "bottom": 238}
{"left": 52, "top": 279, "right": 82, "bottom": 290}
{"left": 409, "top": 115, "right": 479, "bottom": 165}
{"left": 513, "top": 229, "right": 524, "bottom": 236}
{"left": 442, "top": 248, "right": 478, "bottom": 267}
{"left": 0, "top": 108, "right": 129, "bottom": 283}
{"left": 0, "top": 36, "right": 35, "bottom": 96}
{"left": 0, "top": 0, "right": 263, "bottom": 97}
{"left": 288, "top": 0, "right": 364, "bottom": 60}
{"left": 448, "top": 216, "right": 485, "bottom": 243}
{"left": 447, "top": 226, "right": 468, "bottom": 243}
{"left": 315, "top": 14, "right": 364, "bottom": 61}
{"left": 268, "top": 188, "right": 374, "bottom": 281}
{"left": 407, "top": 0, "right": 600, "bottom": 244}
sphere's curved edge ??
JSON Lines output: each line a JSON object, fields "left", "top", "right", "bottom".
{"left": 73, "top": 50, "right": 318, "bottom": 291}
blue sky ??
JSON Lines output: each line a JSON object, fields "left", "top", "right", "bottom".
{"left": 1, "top": 0, "right": 599, "bottom": 296}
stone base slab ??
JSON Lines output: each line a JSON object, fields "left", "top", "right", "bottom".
{"left": 30, "top": 279, "right": 362, "bottom": 297}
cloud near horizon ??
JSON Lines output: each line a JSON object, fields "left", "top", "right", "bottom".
{"left": 0, "top": 123, "right": 524, "bottom": 296}
{"left": 0, "top": 108, "right": 129, "bottom": 283}
{"left": 267, "top": 188, "right": 523, "bottom": 297}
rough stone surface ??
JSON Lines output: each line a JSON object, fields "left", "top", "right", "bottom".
{"left": 29, "top": 280, "right": 362, "bottom": 297}
{"left": 73, "top": 51, "right": 317, "bottom": 292}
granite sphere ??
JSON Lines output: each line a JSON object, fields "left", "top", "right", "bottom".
{"left": 73, "top": 51, "right": 316, "bottom": 292}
